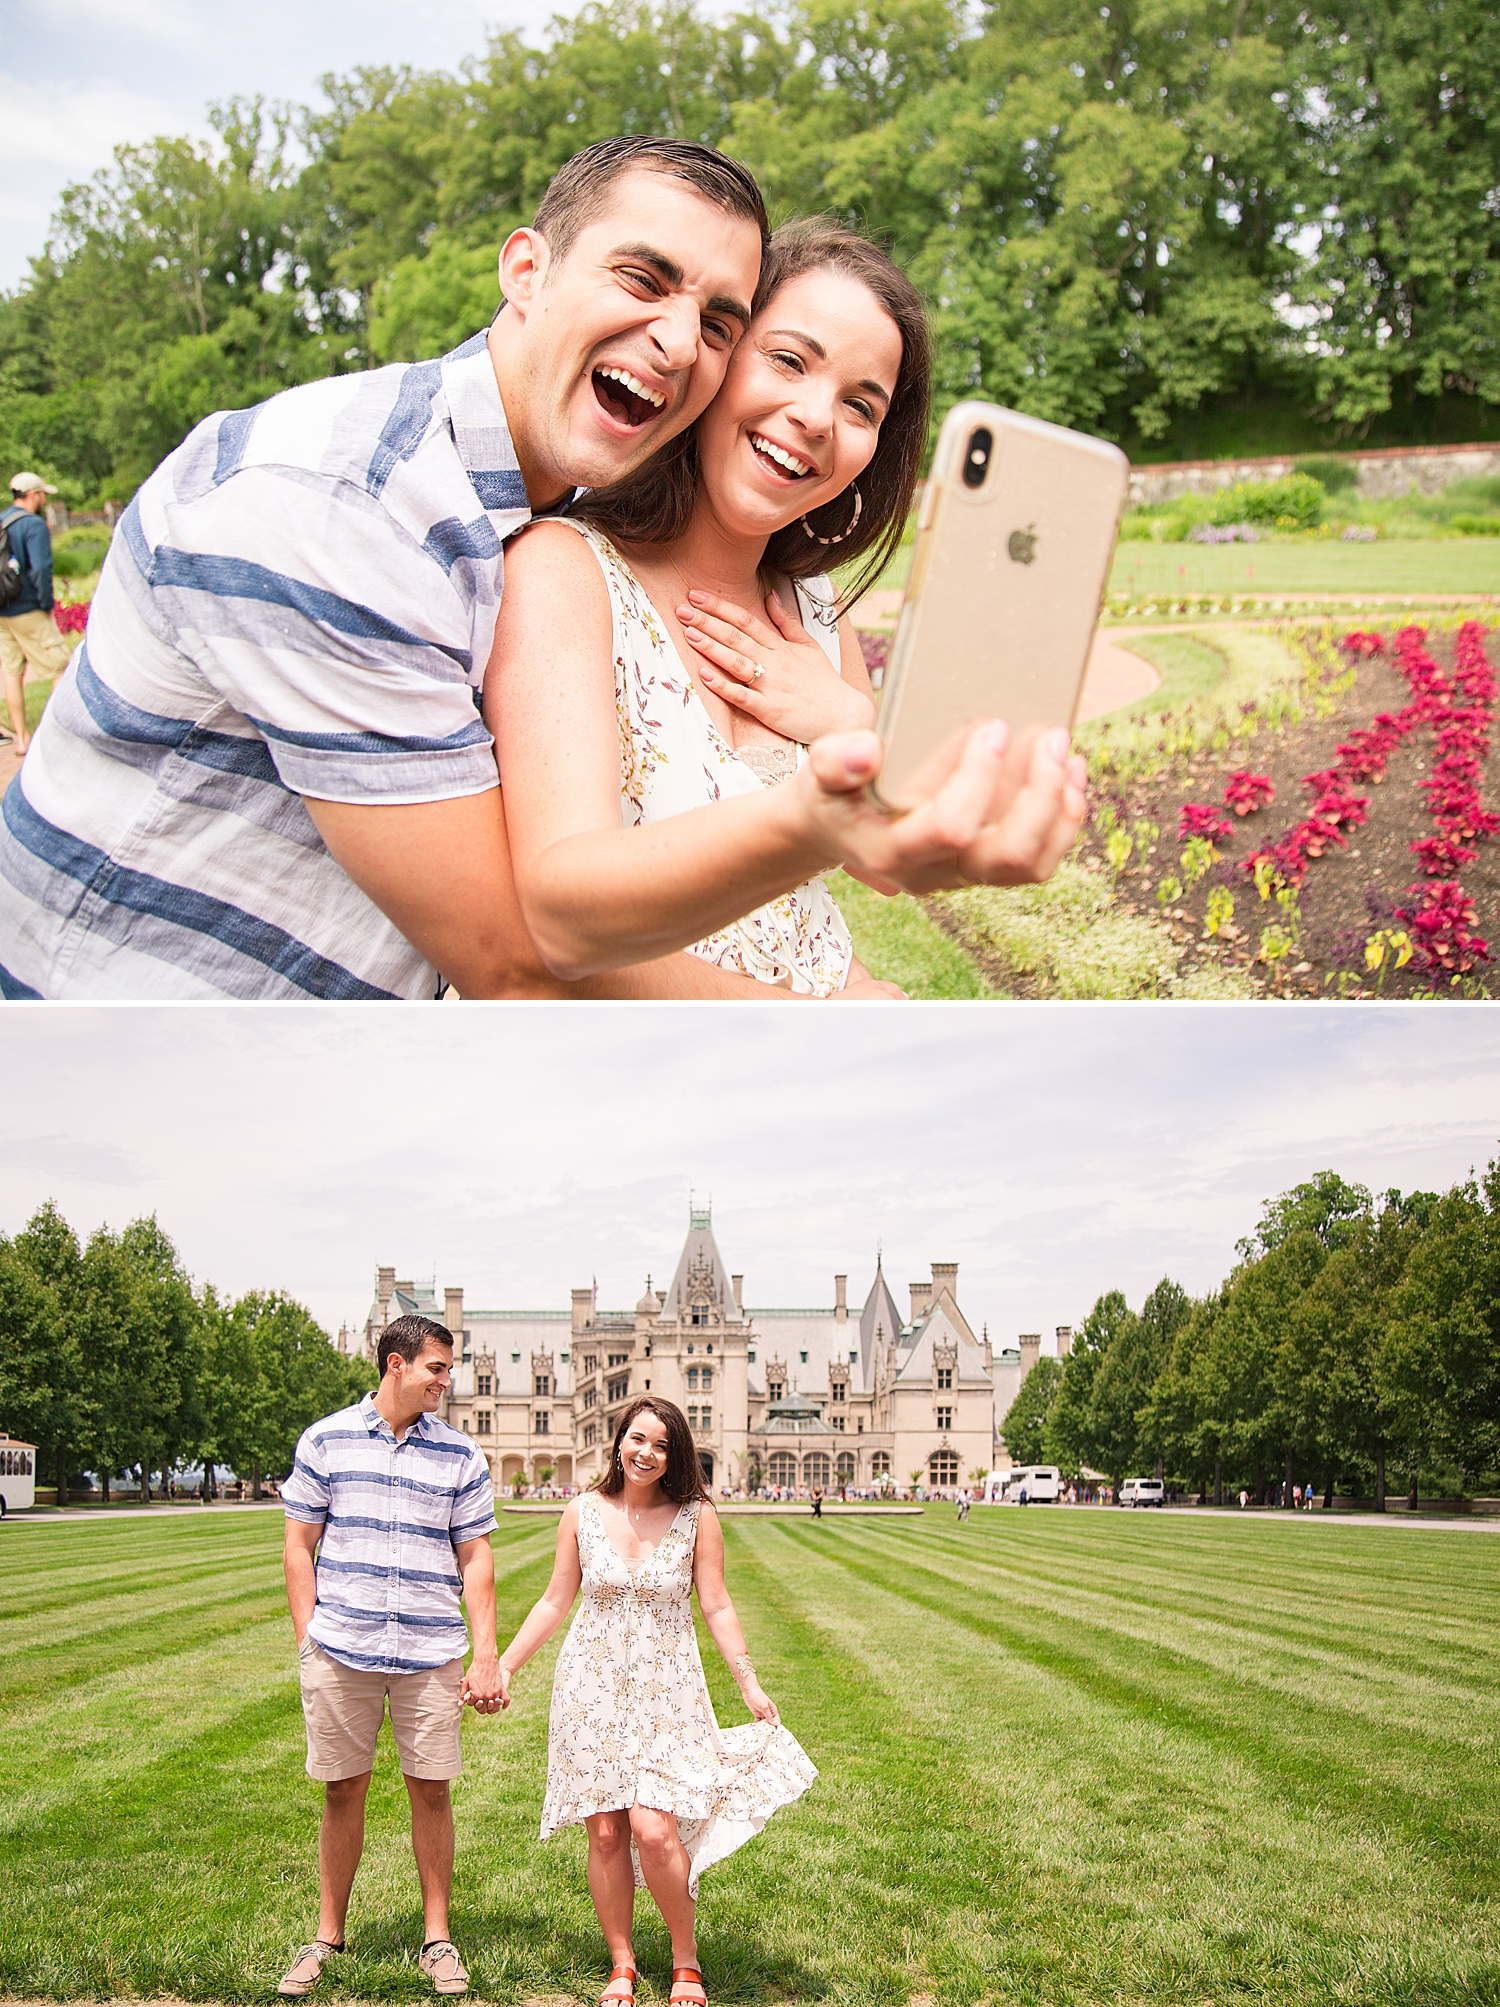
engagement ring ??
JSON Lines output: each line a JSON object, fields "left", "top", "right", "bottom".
{"left": 749, "top": 663, "right": 765, "bottom": 681}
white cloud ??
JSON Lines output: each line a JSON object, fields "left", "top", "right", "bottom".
{"left": 45, "top": 0, "right": 208, "bottom": 47}
{"left": 2, "top": 1005, "right": 1496, "bottom": 1349}
{"left": 0, "top": 71, "right": 195, "bottom": 173}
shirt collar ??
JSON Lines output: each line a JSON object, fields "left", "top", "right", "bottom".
{"left": 440, "top": 328, "right": 577, "bottom": 531}
{"left": 360, "top": 1391, "right": 431, "bottom": 1444}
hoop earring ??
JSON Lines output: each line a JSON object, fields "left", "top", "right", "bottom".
{"left": 801, "top": 485, "right": 862, "bottom": 547}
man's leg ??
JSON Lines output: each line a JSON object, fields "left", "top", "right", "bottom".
{"left": 0, "top": 621, "right": 26, "bottom": 750}
{"left": 406, "top": 1775, "right": 455, "bottom": 1939}
{"left": 318, "top": 1772, "right": 372, "bottom": 1942}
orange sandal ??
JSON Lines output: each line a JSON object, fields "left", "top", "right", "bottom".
{"left": 600, "top": 1967, "right": 637, "bottom": 2007}
{"left": 670, "top": 1969, "right": 707, "bottom": 2007}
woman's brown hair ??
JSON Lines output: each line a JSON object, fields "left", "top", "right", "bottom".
{"left": 595, "top": 1396, "right": 711, "bottom": 1505}
{"left": 573, "top": 218, "right": 931, "bottom": 612}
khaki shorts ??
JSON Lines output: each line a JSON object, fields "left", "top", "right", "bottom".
{"left": 0, "top": 610, "right": 73, "bottom": 685}
{"left": 297, "top": 1636, "right": 465, "bottom": 1781}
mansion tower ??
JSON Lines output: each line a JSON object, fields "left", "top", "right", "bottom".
{"left": 353, "top": 1205, "right": 1062, "bottom": 1493}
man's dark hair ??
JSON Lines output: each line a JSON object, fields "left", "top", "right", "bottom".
{"left": 532, "top": 135, "right": 769, "bottom": 266}
{"left": 595, "top": 1396, "right": 710, "bottom": 1505}
{"left": 378, "top": 1315, "right": 453, "bottom": 1377}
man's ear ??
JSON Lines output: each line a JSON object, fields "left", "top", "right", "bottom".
{"left": 498, "top": 227, "right": 552, "bottom": 321}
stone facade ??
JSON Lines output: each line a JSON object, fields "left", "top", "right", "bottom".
{"left": 350, "top": 1206, "right": 1060, "bottom": 1494}
{"left": 1126, "top": 440, "right": 1500, "bottom": 509}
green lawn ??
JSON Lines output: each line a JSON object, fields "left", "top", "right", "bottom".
{"left": 1109, "top": 538, "right": 1500, "bottom": 598}
{"left": 3, "top": 1508, "right": 1498, "bottom": 2007}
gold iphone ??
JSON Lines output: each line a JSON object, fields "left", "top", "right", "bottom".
{"left": 871, "top": 400, "right": 1129, "bottom": 812}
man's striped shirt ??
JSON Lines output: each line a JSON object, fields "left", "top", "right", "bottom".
{"left": 0, "top": 331, "right": 541, "bottom": 1000}
{"left": 282, "top": 1392, "right": 497, "bottom": 1674}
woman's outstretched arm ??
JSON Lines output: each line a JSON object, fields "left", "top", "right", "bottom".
{"left": 692, "top": 1504, "right": 780, "bottom": 1724}
{"left": 493, "top": 1498, "right": 585, "bottom": 1708}
{"left": 488, "top": 524, "right": 1087, "bottom": 982}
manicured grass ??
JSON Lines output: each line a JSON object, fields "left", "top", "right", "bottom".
{"left": 828, "top": 870, "right": 991, "bottom": 998}
{"left": 4, "top": 1508, "right": 1498, "bottom": 2007}
{"left": 1109, "top": 538, "right": 1500, "bottom": 598}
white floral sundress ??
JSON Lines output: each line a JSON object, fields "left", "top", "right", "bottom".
{"left": 562, "top": 519, "right": 855, "bottom": 996}
{"left": 540, "top": 1494, "right": 817, "bottom": 1894}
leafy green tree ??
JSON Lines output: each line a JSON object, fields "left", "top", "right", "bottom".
{"left": 1045, "top": 1288, "right": 1128, "bottom": 1474}
{"left": 999, "top": 1355, "right": 1062, "bottom": 1465}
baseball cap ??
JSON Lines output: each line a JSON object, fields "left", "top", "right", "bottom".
{"left": 9, "top": 472, "right": 59, "bottom": 495}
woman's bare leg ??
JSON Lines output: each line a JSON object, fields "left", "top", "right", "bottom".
{"left": 627, "top": 1805, "right": 698, "bottom": 1971}
{"left": 584, "top": 1810, "right": 637, "bottom": 1983}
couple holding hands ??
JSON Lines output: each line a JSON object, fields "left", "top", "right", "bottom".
{"left": 1, "top": 133, "right": 1085, "bottom": 1001}
{"left": 279, "top": 1315, "right": 811, "bottom": 2003}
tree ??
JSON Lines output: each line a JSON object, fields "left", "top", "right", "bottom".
{"left": 999, "top": 1356, "right": 1062, "bottom": 1465}
{"left": 1046, "top": 1289, "right": 1127, "bottom": 1473}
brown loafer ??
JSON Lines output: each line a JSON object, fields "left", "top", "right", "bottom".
{"left": 419, "top": 1940, "right": 470, "bottom": 1996}
{"left": 278, "top": 1940, "right": 343, "bottom": 1997}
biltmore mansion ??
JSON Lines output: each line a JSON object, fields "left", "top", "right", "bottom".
{"left": 345, "top": 1205, "right": 1070, "bottom": 1495}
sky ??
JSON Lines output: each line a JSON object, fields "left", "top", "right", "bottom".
{"left": 5, "top": 1005, "right": 1496, "bottom": 1350}
{"left": 2, "top": 0, "right": 566, "bottom": 294}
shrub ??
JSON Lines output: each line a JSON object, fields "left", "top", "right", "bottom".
{"left": 1294, "top": 456, "right": 1358, "bottom": 495}
{"left": 1448, "top": 514, "right": 1500, "bottom": 537}
{"left": 1207, "top": 474, "right": 1326, "bottom": 531}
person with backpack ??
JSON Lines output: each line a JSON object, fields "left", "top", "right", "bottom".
{"left": 0, "top": 474, "right": 72, "bottom": 758}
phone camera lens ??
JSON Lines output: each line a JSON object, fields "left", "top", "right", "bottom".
{"left": 962, "top": 428, "right": 993, "bottom": 490}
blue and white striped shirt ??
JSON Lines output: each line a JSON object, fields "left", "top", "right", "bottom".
{"left": 0, "top": 331, "right": 541, "bottom": 1000}
{"left": 283, "top": 1393, "right": 498, "bottom": 1674}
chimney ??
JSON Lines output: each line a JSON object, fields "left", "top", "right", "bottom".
{"left": 377, "top": 1267, "right": 395, "bottom": 1304}
{"left": 834, "top": 1274, "right": 847, "bottom": 1323}
{"left": 1019, "top": 1333, "right": 1041, "bottom": 1381}
{"left": 394, "top": 1279, "right": 414, "bottom": 1301}
{"left": 444, "top": 1286, "right": 464, "bottom": 1336}
{"left": 1056, "top": 1325, "right": 1073, "bottom": 1359}
{"left": 731, "top": 1274, "right": 744, "bottom": 1311}
{"left": 910, "top": 1280, "right": 933, "bottom": 1324}
{"left": 571, "top": 1285, "right": 594, "bottom": 1336}
{"left": 930, "top": 1261, "right": 958, "bottom": 1300}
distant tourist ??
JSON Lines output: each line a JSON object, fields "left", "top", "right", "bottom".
{"left": 0, "top": 473, "right": 71, "bottom": 758}
{"left": 492, "top": 1397, "right": 814, "bottom": 2007}
{"left": 277, "top": 1314, "right": 502, "bottom": 2000}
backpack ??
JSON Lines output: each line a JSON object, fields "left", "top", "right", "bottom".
{"left": 0, "top": 506, "right": 27, "bottom": 608}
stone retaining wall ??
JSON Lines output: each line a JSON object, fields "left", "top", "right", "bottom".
{"left": 1129, "top": 441, "right": 1500, "bottom": 507}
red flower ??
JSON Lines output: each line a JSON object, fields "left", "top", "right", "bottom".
{"left": 1223, "top": 771, "right": 1274, "bottom": 815}
{"left": 1179, "top": 802, "right": 1232, "bottom": 844}
{"left": 54, "top": 600, "right": 90, "bottom": 636}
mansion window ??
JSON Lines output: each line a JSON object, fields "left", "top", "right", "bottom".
{"left": 831, "top": 1416, "right": 845, "bottom": 1432}
{"left": 687, "top": 1366, "right": 713, "bottom": 1391}
{"left": 871, "top": 1451, "right": 891, "bottom": 1477}
{"left": 767, "top": 1451, "right": 797, "bottom": 1487}
{"left": 768, "top": 1378, "right": 784, "bottom": 1402}
{"left": 690, "top": 1301, "right": 711, "bottom": 1326}
{"left": 510, "top": 1352, "right": 520, "bottom": 1364}
{"left": 688, "top": 1405, "right": 712, "bottom": 1431}
{"left": 535, "top": 1373, "right": 551, "bottom": 1396}
{"left": 804, "top": 1452, "right": 831, "bottom": 1488}
{"left": 936, "top": 1406, "right": 954, "bottom": 1429}
{"left": 583, "top": 1386, "right": 597, "bottom": 1410}
{"left": 583, "top": 1422, "right": 597, "bottom": 1448}
{"left": 857, "top": 1419, "right": 864, "bottom": 1433}
{"left": 461, "top": 1419, "right": 470, "bottom": 1433}
{"left": 748, "top": 1350, "right": 756, "bottom": 1363}
{"left": 799, "top": 1350, "right": 808, "bottom": 1364}
{"left": 936, "top": 1366, "right": 953, "bottom": 1390}
{"left": 607, "top": 1374, "right": 630, "bottom": 1402}
{"left": 476, "top": 1410, "right": 492, "bottom": 1435}
{"left": 534, "top": 1410, "right": 549, "bottom": 1435}
{"left": 582, "top": 1356, "right": 597, "bottom": 1375}
{"left": 476, "top": 1372, "right": 492, "bottom": 1397}
{"left": 929, "top": 1449, "right": 959, "bottom": 1487}
{"left": 848, "top": 1350, "right": 858, "bottom": 1365}
{"left": 608, "top": 1352, "right": 629, "bottom": 1369}
{"left": 831, "top": 1382, "right": 846, "bottom": 1402}
{"left": 836, "top": 1451, "right": 856, "bottom": 1482}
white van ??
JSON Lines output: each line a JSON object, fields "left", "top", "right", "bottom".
{"left": 0, "top": 1438, "right": 37, "bottom": 1516}
{"left": 1006, "top": 1465, "right": 1061, "bottom": 1504}
{"left": 1122, "top": 1476, "right": 1164, "bottom": 1508}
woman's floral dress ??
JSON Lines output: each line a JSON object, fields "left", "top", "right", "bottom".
{"left": 560, "top": 520, "right": 855, "bottom": 997}
{"left": 540, "top": 1494, "right": 817, "bottom": 1894}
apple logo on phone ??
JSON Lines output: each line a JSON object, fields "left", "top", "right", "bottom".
{"left": 1008, "top": 525, "right": 1037, "bottom": 565}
